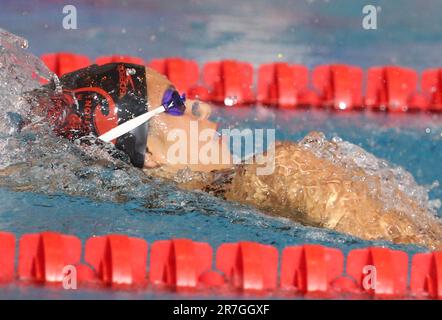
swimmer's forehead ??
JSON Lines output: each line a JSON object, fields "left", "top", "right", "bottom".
{"left": 145, "top": 67, "right": 173, "bottom": 109}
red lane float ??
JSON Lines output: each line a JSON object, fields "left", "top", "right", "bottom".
{"left": 41, "top": 52, "right": 91, "bottom": 77}
{"left": 149, "top": 238, "right": 221, "bottom": 290}
{"left": 280, "top": 244, "right": 345, "bottom": 294}
{"left": 0, "top": 232, "right": 15, "bottom": 283}
{"left": 313, "top": 64, "right": 363, "bottom": 110}
{"left": 347, "top": 247, "right": 408, "bottom": 297}
{"left": 410, "top": 251, "right": 442, "bottom": 299}
{"left": 95, "top": 55, "right": 145, "bottom": 66}
{"left": 2, "top": 230, "right": 442, "bottom": 299}
{"left": 18, "top": 231, "right": 82, "bottom": 283}
{"left": 84, "top": 234, "right": 148, "bottom": 287}
{"left": 39, "top": 52, "right": 442, "bottom": 111}
{"left": 216, "top": 241, "right": 278, "bottom": 292}
{"left": 365, "top": 66, "right": 427, "bottom": 112}
{"left": 148, "top": 58, "right": 200, "bottom": 95}
{"left": 189, "top": 60, "right": 255, "bottom": 106}
{"left": 257, "top": 63, "right": 312, "bottom": 108}
{"left": 421, "top": 68, "right": 442, "bottom": 112}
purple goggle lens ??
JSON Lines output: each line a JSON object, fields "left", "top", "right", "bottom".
{"left": 162, "top": 88, "right": 186, "bottom": 116}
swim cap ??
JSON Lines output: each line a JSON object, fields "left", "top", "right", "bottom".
{"left": 46, "top": 63, "right": 149, "bottom": 168}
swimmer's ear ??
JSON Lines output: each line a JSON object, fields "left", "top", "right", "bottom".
{"left": 186, "top": 99, "right": 212, "bottom": 120}
{"left": 143, "top": 152, "right": 160, "bottom": 168}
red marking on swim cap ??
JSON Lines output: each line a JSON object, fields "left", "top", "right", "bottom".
{"left": 66, "top": 114, "right": 82, "bottom": 130}
{"left": 118, "top": 64, "right": 135, "bottom": 98}
{"left": 71, "top": 87, "right": 118, "bottom": 143}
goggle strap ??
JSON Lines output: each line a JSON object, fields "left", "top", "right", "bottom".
{"left": 98, "top": 105, "right": 165, "bottom": 143}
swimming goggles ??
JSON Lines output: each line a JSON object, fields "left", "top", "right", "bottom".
{"left": 98, "top": 87, "right": 186, "bottom": 142}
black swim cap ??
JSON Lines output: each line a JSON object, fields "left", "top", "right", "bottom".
{"left": 46, "top": 63, "right": 149, "bottom": 168}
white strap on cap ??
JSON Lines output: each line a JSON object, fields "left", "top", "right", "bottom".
{"left": 98, "top": 105, "right": 166, "bottom": 143}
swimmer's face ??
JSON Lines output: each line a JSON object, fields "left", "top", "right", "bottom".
{"left": 144, "top": 68, "right": 232, "bottom": 172}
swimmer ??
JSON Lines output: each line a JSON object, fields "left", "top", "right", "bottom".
{"left": 27, "top": 62, "right": 442, "bottom": 250}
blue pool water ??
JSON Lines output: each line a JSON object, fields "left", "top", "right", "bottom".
{"left": 0, "top": 0, "right": 442, "bottom": 298}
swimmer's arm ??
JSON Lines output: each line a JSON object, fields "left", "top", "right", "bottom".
{"left": 223, "top": 141, "right": 442, "bottom": 250}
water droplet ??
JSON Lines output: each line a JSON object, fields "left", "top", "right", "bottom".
{"left": 338, "top": 101, "right": 347, "bottom": 110}
{"left": 21, "top": 39, "right": 29, "bottom": 49}
{"left": 224, "top": 96, "right": 237, "bottom": 106}
{"left": 126, "top": 68, "right": 136, "bottom": 75}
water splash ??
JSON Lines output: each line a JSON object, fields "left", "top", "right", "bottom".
{"left": 0, "top": 29, "right": 439, "bottom": 245}
{"left": 0, "top": 29, "right": 149, "bottom": 199}
{"left": 299, "top": 132, "right": 441, "bottom": 217}
{"left": 0, "top": 29, "right": 54, "bottom": 132}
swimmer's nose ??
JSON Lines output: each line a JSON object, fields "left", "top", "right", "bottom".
{"left": 192, "top": 101, "right": 201, "bottom": 117}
